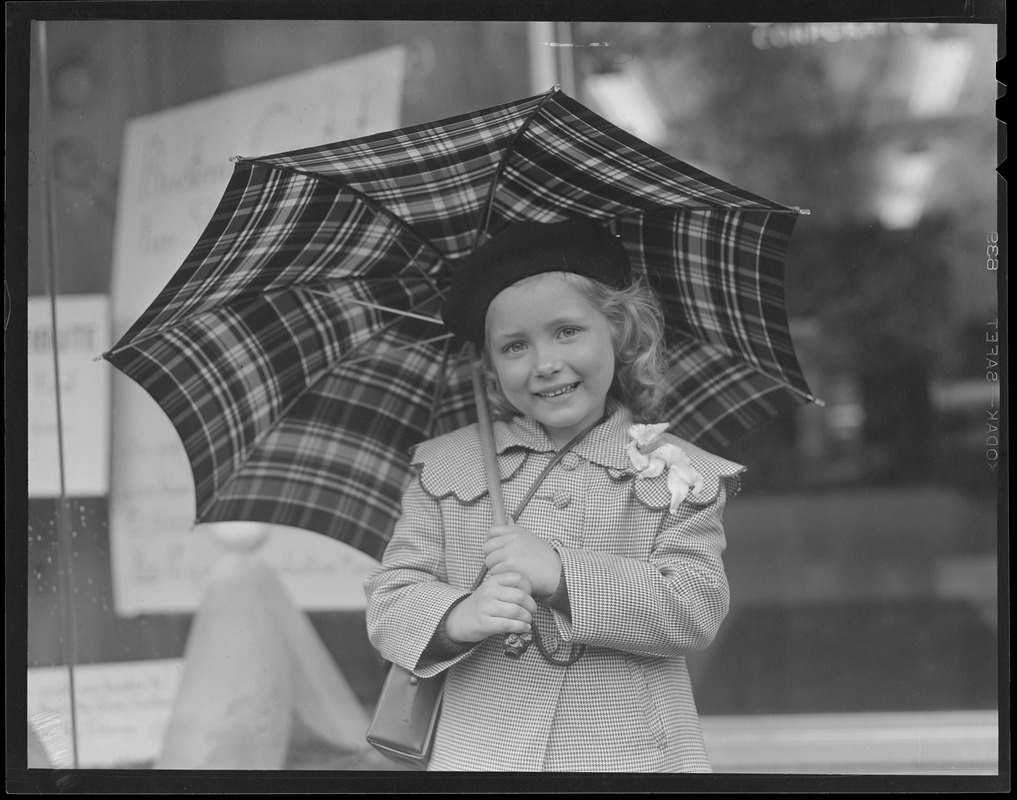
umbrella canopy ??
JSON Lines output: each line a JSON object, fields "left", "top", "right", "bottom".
{"left": 102, "top": 87, "right": 817, "bottom": 562}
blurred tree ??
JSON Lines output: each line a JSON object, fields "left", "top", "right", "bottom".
{"left": 577, "top": 22, "right": 984, "bottom": 486}
{"left": 577, "top": 21, "right": 881, "bottom": 214}
{"left": 784, "top": 215, "right": 955, "bottom": 353}
{"left": 785, "top": 216, "right": 954, "bottom": 480}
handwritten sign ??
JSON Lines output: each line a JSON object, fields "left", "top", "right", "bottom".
{"left": 28, "top": 659, "right": 185, "bottom": 768}
{"left": 108, "top": 47, "right": 406, "bottom": 614}
{"left": 28, "top": 295, "right": 111, "bottom": 498}
{"left": 109, "top": 524, "right": 381, "bottom": 613}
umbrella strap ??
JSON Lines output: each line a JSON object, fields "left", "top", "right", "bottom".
{"left": 508, "top": 420, "right": 601, "bottom": 522}
{"left": 471, "top": 418, "right": 600, "bottom": 591}
{"left": 484, "top": 418, "right": 602, "bottom": 667}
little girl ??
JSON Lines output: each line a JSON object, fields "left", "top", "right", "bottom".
{"left": 365, "top": 218, "right": 744, "bottom": 772}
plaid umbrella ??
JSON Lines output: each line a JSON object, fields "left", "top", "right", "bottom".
{"left": 102, "top": 87, "right": 817, "bottom": 562}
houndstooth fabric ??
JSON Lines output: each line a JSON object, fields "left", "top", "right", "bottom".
{"left": 104, "top": 88, "right": 808, "bottom": 559}
{"left": 364, "top": 408, "right": 743, "bottom": 771}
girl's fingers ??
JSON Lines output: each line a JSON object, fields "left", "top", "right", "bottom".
{"left": 492, "top": 601, "right": 533, "bottom": 624}
{"left": 486, "top": 524, "right": 533, "bottom": 542}
{"left": 482, "top": 537, "right": 505, "bottom": 557}
{"left": 485, "top": 553, "right": 516, "bottom": 576}
{"left": 485, "top": 556, "right": 507, "bottom": 573}
{"left": 493, "top": 616, "right": 530, "bottom": 635}
{"left": 494, "top": 571, "right": 534, "bottom": 597}
{"left": 503, "top": 588, "right": 538, "bottom": 614}
{"left": 485, "top": 559, "right": 515, "bottom": 578}
{"left": 478, "top": 574, "right": 537, "bottom": 612}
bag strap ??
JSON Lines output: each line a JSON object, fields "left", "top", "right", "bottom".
{"left": 485, "top": 419, "right": 602, "bottom": 666}
{"left": 509, "top": 422, "right": 600, "bottom": 521}
{"left": 472, "top": 418, "right": 600, "bottom": 591}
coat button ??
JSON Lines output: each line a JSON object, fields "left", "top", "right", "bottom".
{"left": 551, "top": 490, "right": 571, "bottom": 509}
{"left": 543, "top": 633, "right": 559, "bottom": 653}
{"left": 559, "top": 452, "right": 581, "bottom": 471}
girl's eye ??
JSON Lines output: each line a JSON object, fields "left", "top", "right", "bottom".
{"left": 558, "top": 326, "right": 580, "bottom": 340}
{"left": 503, "top": 341, "right": 527, "bottom": 354}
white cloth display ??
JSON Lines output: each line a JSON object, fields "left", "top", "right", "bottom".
{"left": 156, "top": 537, "right": 376, "bottom": 770}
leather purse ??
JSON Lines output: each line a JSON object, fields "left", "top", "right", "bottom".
{"left": 365, "top": 554, "right": 487, "bottom": 768}
{"left": 365, "top": 662, "right": 446, "bottom": 767}
{"left": 366, "top": 422, "right": 597, "bottom": 767}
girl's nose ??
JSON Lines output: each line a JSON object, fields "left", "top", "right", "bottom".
{"left": 534, "top": 347, "right": 563, "bottom": 377}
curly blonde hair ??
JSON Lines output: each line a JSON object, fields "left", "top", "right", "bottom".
{"left": 480, "top": 273, "right": 670, "bottom": 422}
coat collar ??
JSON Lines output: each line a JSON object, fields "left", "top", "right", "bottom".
{"left": 493, "top": 403, "right": 633, "bottom": 472}
{"left": 413, "top": 404, "right": 745, "bottom": 508}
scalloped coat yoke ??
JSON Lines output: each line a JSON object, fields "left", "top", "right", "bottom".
{"left": 364, "top": 408, "right": 744, "bottom": 772}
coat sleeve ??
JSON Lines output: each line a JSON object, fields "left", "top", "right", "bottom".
{"left": 363, "top": 474, "right": 479, "bottom": 678}
{"left": 549, "top": 476, "right": 734, "bottom": 658}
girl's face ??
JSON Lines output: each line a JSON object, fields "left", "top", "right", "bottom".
{"left": 486, "top": 272, "right": 615, "bottom": 447}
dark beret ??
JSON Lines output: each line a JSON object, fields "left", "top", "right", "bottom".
{"left": 441, "top": 218, "right": 631, "bottom": 345}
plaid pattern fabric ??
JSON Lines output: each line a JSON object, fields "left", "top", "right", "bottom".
{"left": 364, "top": 408, "right": 742, "bottom": 770}
{"left": 104, "top": 88, "right": 813, "bottom": 559}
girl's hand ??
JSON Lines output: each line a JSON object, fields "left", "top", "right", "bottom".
{"left": 445, "top": 571, "right": 537, "bottom": 644}
{"left": 484, "top": 524, "right": 562, "bottom": 597}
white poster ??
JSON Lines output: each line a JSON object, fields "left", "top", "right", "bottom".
{"left": 28, "top": 295, "right": 111, "bottom": 498}
{"left": 108, "top": 47, "right": 406, "bottom": 614}
{"left": 28, "top": 659, "right": 184, "bottom": 768}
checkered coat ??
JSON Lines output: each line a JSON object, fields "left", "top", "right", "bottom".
{"left": 364, "top": 408, "right": 744, "bottom": 772}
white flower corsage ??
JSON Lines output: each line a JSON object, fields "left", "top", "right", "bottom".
{"left": 625, "top": 423, "right": 705, "bottom": 513}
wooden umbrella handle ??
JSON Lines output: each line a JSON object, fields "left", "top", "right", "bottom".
{"left": 469, "top": 346, "right": 528, "bottom": 658}
{"left": 468, "top": 344, "right": 508, "bottom": 527}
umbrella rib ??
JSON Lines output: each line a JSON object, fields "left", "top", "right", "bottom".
{"left": 690, "top": 380, "right": 824, "bottom": 446}
{"left": 193, "top": 361, "right": 342, "bottom": 520}
{"left": 471, "top": 86, "right": 563, "bottom": 246}
{"left": 316, "top": 280, "right": 456, "bottom": 367}
{"left": 463, "top": 85, "right": 807, "bottom": 232}
{"left": 344, "top": 333, "right": 455, "bottom": 367}
{"left": 301, "top": 289, "right": 453, "bottom": 365}
{"left": 422, "top": 335, "right": 458, "bottom": 440}
{"left": 427, "top": 337, "right": 453, "bottom": 439}
{"left": 296, "top": 288, "right": 446, "bottom": 327}
{"left": 99, "top": 275, "right": 444, "bottom": 359}
{"left": 236, "top": 159, "right": 454, "bottom": 272}
{"left": 326, "top": 290, "right": 452, "bottom": 363}
{"left": 673, "top": 333, "right": 824, "bottom": 406}
{"left": 196, "top": 326, "right": 457, "bottom": 518}
{"left": 341, "top": 297, "right": 444, "bottom": 326}
{"left": 634, "top": 205, "right": 809, "bottom": 217}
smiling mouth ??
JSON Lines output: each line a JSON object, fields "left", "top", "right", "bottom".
{"left": 535, "top": 382, "right": 579, "bottom": 399}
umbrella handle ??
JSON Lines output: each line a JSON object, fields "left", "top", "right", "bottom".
{"left": 469, "top": 347, "right": 526, "bottom": 660}
{"left": 468, "top": 344, "right": 508, "bottom": 527}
